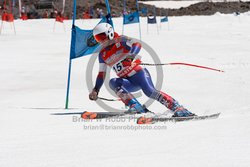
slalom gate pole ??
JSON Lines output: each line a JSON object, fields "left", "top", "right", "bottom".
{"left": 136, "top": 0, "right": 142, "bottom": 40}
{"left": 65, "top": 0, "right": 77, "bottom": 109}
{"left": 0, "top": 21, "right": 3, "bottom": 35}
{"left": 65, "top": 59, "right": 72, "bottom": 109}
{"left": 122, "top": 0, "right": 126, "bottom": 35}
{"left": 141, "top": 62, "right": 224, "bottom": 73}
{"left": 105, "top": 0, "right": 111, "bottom": 14}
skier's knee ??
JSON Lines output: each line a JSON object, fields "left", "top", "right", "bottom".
{"left": 109, "top": 78, "right": 122, "bottom": 90}
{"left": 109, "top": 78, "right": 116, "bottom": 90}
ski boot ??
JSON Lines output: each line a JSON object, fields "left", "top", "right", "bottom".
{"left": 125, "top": 98, "right": 146, "bottom": 114}
{"left": 172, "top": 107, "right": 196, "bottom": 117}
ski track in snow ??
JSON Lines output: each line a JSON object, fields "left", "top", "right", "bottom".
{"left": 1, "top": 13, "right": 250, "bottom": 167}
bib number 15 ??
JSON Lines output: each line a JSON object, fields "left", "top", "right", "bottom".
{"left": 113, "top": 62, "right": 124, "bottom": 73}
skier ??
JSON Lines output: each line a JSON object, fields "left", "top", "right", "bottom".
{"left": 89, "top": 23, "right": 195, "bottom": 117}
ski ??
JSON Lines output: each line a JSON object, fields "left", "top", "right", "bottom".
{"left": 52, "top": 111, "right": 220, "bottom": 123}
{"left": 51, "top": 110, "right": 142, "bottom": 119}
{"left": 81, "top": 111, "right": 129, "bottom": 119}
{"left": 81, "top": 110, "right": 159, "bottom": 119}
{"left": 137, "top": 113, "right": 221, "bottom": 124}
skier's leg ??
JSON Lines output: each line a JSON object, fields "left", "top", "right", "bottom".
{"left": 129, "top": 68, "right": 195, "bottom": 116}
{"left": 128, "top": 69, "right": 177, "bottom": 110}
{"left": 153, "top": 91, "right": 195, "bottom": 117}
{"left": 109, "top": 78, "right": 146, "bottom": 113}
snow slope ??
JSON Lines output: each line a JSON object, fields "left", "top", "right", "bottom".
{"left": 1, "top": 13, "right": 250, "bottom": 167}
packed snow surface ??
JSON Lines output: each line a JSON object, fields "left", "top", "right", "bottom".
{"left": 1, "top": 13, "right": 250, "bottom": 167}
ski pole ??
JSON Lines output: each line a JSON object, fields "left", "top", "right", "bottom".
{"left": 98, "top": 93, "right": 142, "bottom": 101}
{"left": 141, "top": 62, "right": 224, "bottom": 73}
{"left": 98, "top": 97, "right": 122, "bottom": 101}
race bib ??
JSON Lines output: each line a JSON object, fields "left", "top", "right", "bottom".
{"left": 112, "top": 60, "right": 125, "bottom": 73}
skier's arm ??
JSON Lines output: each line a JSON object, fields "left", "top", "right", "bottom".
{"left": 130, "top": 41, "right": 141, "bottom": 56}
{"left": 89, "top": 54, "right": 107, "bottom": 101}
{"left": 93, "top": 63, "right": 107, "bottom": 92}
{"left": 122, "top": 36, "right": 142, "bottom": 56}
{"left": 121, "top": 37, "right": 142, "bottom": 66}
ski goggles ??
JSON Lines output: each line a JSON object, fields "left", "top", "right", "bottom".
{"left": 94, "top": 33, "right": 107, "bottom": 42}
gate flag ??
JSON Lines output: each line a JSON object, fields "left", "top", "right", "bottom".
{"left": 161, "top": 16, "right": 168, "bottom": 23}
{"left": 123, "top": 11, "right": 140, "bottom": 25}
{"left": 65, "top": 0, "right": 114, "bottom": 109}
{"left": 147, "top": 15, "right": 157, "bottom": 24}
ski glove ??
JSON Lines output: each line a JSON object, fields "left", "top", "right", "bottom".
{"left": 89, "top": 89, "right": 99, "bottom": 101}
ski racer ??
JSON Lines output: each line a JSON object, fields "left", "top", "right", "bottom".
{"left": 89, "top": 23, "right": 195, "bottom": 117}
